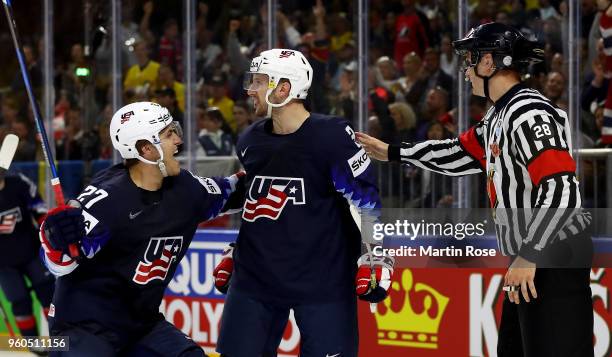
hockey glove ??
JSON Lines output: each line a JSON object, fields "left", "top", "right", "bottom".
{"left": 355, "top": 253, "right": 395, "bottom": 303}
{"left": 213, "top": 243, "right": 235, "bottom": 294}
{"left": 42, "top": 203, "right": 86, "bottom": 254}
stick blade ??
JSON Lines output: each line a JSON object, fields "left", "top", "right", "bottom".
{"left": 0, "top": 134, "right": 19, "bottom": 170}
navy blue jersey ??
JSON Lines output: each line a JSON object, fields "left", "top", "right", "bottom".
{"left": 42, "top": 164, "right": 237, "bottom": 345}
{"left": 233, "top": 114, "right": 380, "bottom": 304}
{"left": 0, "top": 174, "right": 46, "bottom": 267}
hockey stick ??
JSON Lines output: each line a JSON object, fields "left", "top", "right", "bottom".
{"left": 2, "top": 0, "right": 79, "bottom": 258}
{"left": 0, "top": 301, "right": 16, "bottom": 337}
{"left": 0, "top": 134, "right": 19, "bottom": 172}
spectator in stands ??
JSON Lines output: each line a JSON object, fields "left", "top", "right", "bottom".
{"left": 197, "top": 107, "right": 234, "bottom": 156}
{"left": 336, "top": 61, "right": 357, "bottom": 120}
{"left": 11, "top": 120, "right": 36, "bottom": 162}
{"left": 495, "top": 11, "right": 511, "bottom": 26}
{"left": 540, "top": 0, "right": 562, "bottom": 21}
{"left": 195, "top": 19, "right": 222, "bottom": 81}
{"left": 92, "top": 105, "right": 114, "bottom": 160}
{"left": 544, "top": 71, "right": 567, "bottom": 107}
{"left": 416, "top": 87, "right": 452, "bottom": 140}
{"left": 329, "top": 12, "right": 353, "bottom": 54}
{"left": 550, "top": 52, "right": 565, "bottom": 75}
{"left": 123, "top": 41, "right": 160, "bottom": 91}
{"left": 389, "top": 102, "right": 417, "bottom": 144}
{"left": 152, "top": 88, "right": 183, "bottom": 128}
{"left": 367, "top": 115, "right": 382, "bottom": 139}
{"left": 582, "top": 40, "right": 608, "bottom": 110}
{"left": 592, "top": 100, "right": 611, "bottom": 147}
{"left": 371, "top": 10, "right": 397, "bottom": 56}
{"left": 376, "top": 56, "right": 401, "bottom": 94}
{"left": 156, "top": 64, "right": 185, "bottom": 112}
{"left": 330, "top": 40, "right": 356, "bottom": 92}
{"left": 1, "top": 96, "right": 19, "bottom": 129}
{"left": 421, "top": 47, "right": 453, "bottom": 101}
{"left": 11, "top": 45, "right": 42, "bottom": 93}
{"left": 398, "top": 52, "right": 428, "bottom": 108}
{"left": 207, "top": 73, "right": 235, "bottom": 133}
{"left": 56, "top": 106, "right": 85, "bottom": 160}
{"left": 63, "top": 44, "right": 88, "bottom": 95}
{"left": 394, "top": 0, "right": 429, "bottom": 65}
{"left": 440, "top": 34, "right": 458, "bottom": 76}
{"left": 233, "top": 101, "right": 254, "bottom": 137}
{"left": 469, "top": 96, "right": 488, "bottom": 125}
{"left": 158, "top": 18, "right": 183, "bottom": 79}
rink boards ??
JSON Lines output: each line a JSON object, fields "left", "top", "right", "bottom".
{"left": 160, "top": 229, "right": 612, "bottom": 357}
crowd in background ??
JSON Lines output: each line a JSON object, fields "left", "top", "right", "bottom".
{"left": 0, "top": 0, "right": 610, "bottom": 208}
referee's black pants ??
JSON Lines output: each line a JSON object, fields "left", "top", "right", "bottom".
{"left": 497, "top": 268, "right": 593, "bottom": 357}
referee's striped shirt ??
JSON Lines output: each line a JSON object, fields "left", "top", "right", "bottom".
{"left": 388, "top": 83, "right": 588, "bottom": 259}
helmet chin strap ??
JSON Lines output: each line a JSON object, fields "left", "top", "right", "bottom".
{"left": 135, "top": 143, "right": 169, "bottom": 177}
{"left": 474, "top": 65, "right": 498, "bottom": 101}
{"left": 264, "top": 87, "right": 293, "bottom": 117}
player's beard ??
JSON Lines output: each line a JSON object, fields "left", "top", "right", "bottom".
{"left": 162, "top": 147, "right": 181, "bottom": 176}
{"left": 253, "top": 96, "right": 268, "bottom": 117}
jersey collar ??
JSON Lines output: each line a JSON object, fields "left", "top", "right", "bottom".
{"left": 493, "top": 83, "right": 525, "bottom": 112}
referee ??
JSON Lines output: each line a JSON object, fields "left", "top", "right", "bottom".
{"left": 358, "top": 22, "right": 593, "bottom": 356}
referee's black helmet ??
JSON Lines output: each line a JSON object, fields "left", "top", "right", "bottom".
{"left": 453, "top": 22, "right": 544, "bottom": 73}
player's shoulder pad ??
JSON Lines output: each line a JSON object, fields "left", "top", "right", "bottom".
{"left": 309, "top": 113, "right": 355, "bottom": 140}
{"left": 77, "top": 168, "right": 127, "bottom": 235}
{"left": 89, "top": 163, "right": 128, "bottom": 188}
{"left": 11, "top": 173, "right": 38, "bottom": 198}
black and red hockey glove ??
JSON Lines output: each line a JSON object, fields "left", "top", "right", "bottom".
{"left": 41, "top": 204, "right": 85, "bottom": 254}
{"left": 355, "top": 253, "right": 395, "bottom": 303}
{"left": 213, "top": 243, "right": 235, "bottom": 294}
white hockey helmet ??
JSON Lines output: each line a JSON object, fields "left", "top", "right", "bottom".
{"left": 110, "top": 102, "right": 181, "bottom": 174}
{"left": 244, "top": 48, "right": 313, "bottom": 111}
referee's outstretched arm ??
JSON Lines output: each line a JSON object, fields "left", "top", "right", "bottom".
{"left": 357, "top": 120, "right": 487, "bottom": 177}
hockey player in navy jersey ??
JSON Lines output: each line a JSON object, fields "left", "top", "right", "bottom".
{"left": 39, "top": 102, "right": 243, "bottom": 357}
{"left": 212, "top": 49, "right": 394, "bottom": 357}
{"left": 0, "top": 139, "right": 53, "bottom": 355}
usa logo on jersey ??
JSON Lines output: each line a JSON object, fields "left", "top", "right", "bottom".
{"left": 243, "top": 176, "right": 305, "bottom": 222}
{"left": 0, "top": 207, "right": 21, "bottom": 235}
{"left": 133, "top": 236, "right": 183, "bottom": 285}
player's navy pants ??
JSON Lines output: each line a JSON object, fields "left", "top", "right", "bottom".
{"left": 217, "top": 287, "right": 358, "bottom": 357}
{"left": 49, "top": 319, "right": 207, "bottom": 357}
{"left": 0, "top": 256, "right": 54, "bottom": 335}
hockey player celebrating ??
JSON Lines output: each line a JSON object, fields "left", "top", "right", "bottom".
{"left": 358, "top": 23, "right": 593, "bottom": 356}
{"left": 0, "top": 134, "right": 53, "bottom": 355}
{"left": 212, "top": 49, "right": 393, "bottom": 357}
{"left": 40, "top": 102, "right": 242, "bottom": 357}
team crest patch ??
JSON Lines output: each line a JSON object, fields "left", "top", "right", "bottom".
{"left": 120, "top": 111, "right": 134, "bottom": 124}
{"left": 243, "top": 176, "right": 305, "bottom": 222}
{"left": 0, "top": 207, "right": 21, "bottom": 235}
{"left": 278, "top": 50, "right": 295, "bottom": 58}
{"left": 133, "top": 237, "right": 183, "bottom": 285}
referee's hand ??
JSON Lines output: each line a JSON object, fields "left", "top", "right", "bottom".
{"left": 356, "top": 132, "right": 389, "bottom": 161}
{"left": 504, "top": 256, "right": 537, "bottom": 304}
